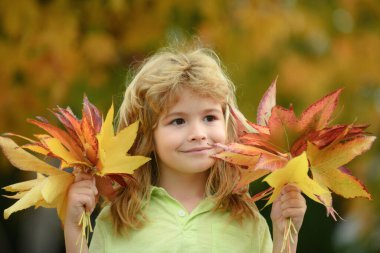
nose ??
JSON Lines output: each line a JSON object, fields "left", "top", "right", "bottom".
{"left": 187, "top": 122, "right": 207, "bottom": 142}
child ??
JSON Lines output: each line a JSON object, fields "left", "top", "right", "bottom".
{"left": 64, "top": 47, "right": 307, "bottom": 253}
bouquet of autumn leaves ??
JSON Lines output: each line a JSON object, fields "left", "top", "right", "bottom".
{"left": 214, "top": 80, "right": 375, "bottom": 252}
{"left": 0, "top": 96, "right": 150, "bottom": 248}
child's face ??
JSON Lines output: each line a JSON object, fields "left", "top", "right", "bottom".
{"left": 153, "top": 88, "right": 226, "bottom": 176}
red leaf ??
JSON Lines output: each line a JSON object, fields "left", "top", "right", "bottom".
{"left": 51, "top": 109, "right": 83, "bottom": 149}
{"left": 308, "top": 124, "right": 368, "bottom": 149}
{"left": 249, "top": 187, "right": 274, "bottom": 202}
{"left": 257, "top": 77, "right": 277, "bottom": 126}
{"left": 229, "top": 105, "right": 257, "bottom": 136}
{"left": 27, "top": 118, "right": 84, "bottom": 161}
{"left": 240, "top": 132, "right": 281, "bottom": 154}
{"left": 81, "top": 110, "right": 98, "bottom": 164}
{"left": 267, "top": 105, "right": 299, "bottom": 152}
{"left": 83, "top": 95, "right": 102, "bottom": 133}
{"left": 299, "top": 89, "right": 342, "bottom": 133}
{"left": 54, "top": 107, "right": 84, "bottom": 147}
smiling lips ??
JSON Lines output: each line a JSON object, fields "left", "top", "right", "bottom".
{"left": 181, "top": 147, "right": 213, "bottom": 153}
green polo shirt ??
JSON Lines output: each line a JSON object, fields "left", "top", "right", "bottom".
{"left": 89, "top": 186, "right": 273, "bottom": 253}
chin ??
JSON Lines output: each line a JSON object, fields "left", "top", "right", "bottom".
{"left": 189, "top": 161, "right": 215, "bottom": 173}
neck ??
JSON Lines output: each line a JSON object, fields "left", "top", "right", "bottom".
{"left": 158, "top": 169, "right": 209, "bottom": 212}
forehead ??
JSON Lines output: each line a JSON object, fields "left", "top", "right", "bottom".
{"left": 164, "top": 88, "right": 223, "bottom": 115}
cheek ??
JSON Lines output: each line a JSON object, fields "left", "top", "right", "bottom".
{"left": 213, "top": 125, "right": 227, "bottom": 144}
{"left": 153, "top": 128, "right": 176, "bottom": 154}
{"left": 219, "top": 131, "right": 227, "bottom": 144}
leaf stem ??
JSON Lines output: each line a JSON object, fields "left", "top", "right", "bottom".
{"left": 77, "top": 211, "right": 93, "bottom": 253}
{"left": 281, "top": 218, "right": 297, "bottom": 253}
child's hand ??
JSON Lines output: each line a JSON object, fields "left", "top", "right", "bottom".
{"left": 64, "top": 173, "right": 97, "bottom": 253}
{"left": 65, "top": 173, "right": 98, "bottom": 228}
{"left": 270, "top": 184, "right": 307, "bottom": 235}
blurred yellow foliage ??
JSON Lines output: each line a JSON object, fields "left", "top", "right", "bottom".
{"left": 0, "top": 0, "right": 379, "bottom": 252}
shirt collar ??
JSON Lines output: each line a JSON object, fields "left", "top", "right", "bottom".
{"left": 149, "top": 185, "right": 216, "bottom": 215}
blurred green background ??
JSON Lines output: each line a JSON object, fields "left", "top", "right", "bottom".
{"left": 0, "top": 0, "right": 379, "bottom": 252}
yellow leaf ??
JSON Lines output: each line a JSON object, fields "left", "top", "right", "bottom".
{"left": 96, "top": 104, "right": 150, "bottom": 176}
{"left": 57, "top": 193, "right": 69, "bottom": 224}
{"left": 35, "top": 199, "right": 55, "bottom": 208}
{"left": 4, "top": 181, "right": 45, "bottom": 219}
{"left": 42, "top": 137, "right": 90, "bottom": 167}
{"left": 3, "top": 170, "right": 74, "bottom": 222}
{"left": 36, "top": 173, "right": 45, "bottom": 179}
{"left": 0, "top": 137, "right": 60, "bottom": 176}
{"left": 3, "top": 178, "right": 43, "bottom": 192}
{"left": 263, "top": 152, "right": 329, "bottom": 207}
{"left": 3, "top": 192, "right": 27, "bottom": 199}
{"left": 1, "top": 136, "right": 75, "bottom": 221}
{"left": 100, "top": 155, "right": 151, "bottom": 176}
{"left": 98, "top": 103, "right": 115, "bottom": 147}
{"left": 104, "top": 121, "right": 139, "bottom": 157}
{"left": 307, "top": 137, "right": 374, "bottom": 199}
{"left": 34, "top": 134, "right": 52, "bottom": 139}
{"left": 22, "top": 144, "right": 49, "bottom": 156}
{"left": 41, "top": 172, "right": 74, "bottom": 204}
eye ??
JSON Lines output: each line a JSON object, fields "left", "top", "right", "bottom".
{"left": 170, "top": 118, "right": 185, "bottom": 125}
{"left": 204, "top": 115, "right": 217, "bottom": 122}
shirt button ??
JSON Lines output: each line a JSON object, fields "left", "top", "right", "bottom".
{"left": 178, "top": 210, "right": 186, "bottom": 217}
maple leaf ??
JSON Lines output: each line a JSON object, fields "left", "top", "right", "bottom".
{"left": 263, "top": 152, "right": 329, "bottom": 207}
{"left": 229, "top": 105, "right": 258, "bottom": 136}
{"left": 96, "top": 103, "right": 151, "bottom": 176}
{"left": 2, "top": 97, "right": 151, "bottom": 212}
{"left": 262, "top": 151, "right": 335, "bottom": 252}
{"left": 257, "top": 77, "right": 277, "bottom": 126}
{"left": 1, "top": 96, "right": 151, "bottom": 247}
{"left": 307, "top": 135, "right": 375, "bottom": 200}
{"left": 214, "top": 79, "right": 375, "bottom": 219}
{"left": 265, "top": 88, "right": 342, "bottom": 154}
{"left": 0, "top": 137, "right": 74, "bottom": 222}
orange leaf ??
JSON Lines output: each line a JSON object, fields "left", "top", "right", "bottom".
{"left": 81, "top": 111, "right": 98, "bottom": 164}
{"left": 28, "top": 118, "right": 84, "bottom": 162}
{"left": 236, "top": 169, "right": 270, "bottom": 190}
{"left": 212, "top": 151, "right": 260, "bottom": 167}
{"left": 307, "top": 135, "right": 375, "bottom": 199}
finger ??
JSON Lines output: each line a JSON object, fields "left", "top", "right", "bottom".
{"left": 77, "top": 194, "right": 96, "bottom": 213}
{"left": 281, "top": 198, "right": 306, "bottom": 210}
{"left": 281, "top": 207, "right": 307, "bottom": 219}
{"left": 74, "top": 172, "right": 93, "bottom": 182}
{"left": 72, "top": 186, "right": 97, "bottom": 197}
{"left": 282, "top": 184, "right": 301, "bottom": 194}
{"left": 72, "top": 179, "right": 98, "bottom": 195}
{"left": 92, "top": 177, "right": 98, "bottom": 195}
{"left": 280, "top": 191, "right": 305, "bottom": 202}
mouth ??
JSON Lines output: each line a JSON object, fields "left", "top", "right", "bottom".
{"left": 180, "top": 147, "right": 213, "bottom": 154}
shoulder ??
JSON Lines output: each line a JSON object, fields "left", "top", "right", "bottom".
{"left": 89, "top": 205, "right": 113, "bottom": 253}
{"left": 94, "top": 205, "right": 113, "bottom": 230}
{"left": 97, "top": 205, "right": 112, "bottom": 220}
{"left": 249, "top": 206, "right": 270, "bottom": 232}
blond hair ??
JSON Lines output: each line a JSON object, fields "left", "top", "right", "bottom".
{"left": 111, "top": 47, "right": 255, "bottom": 233}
